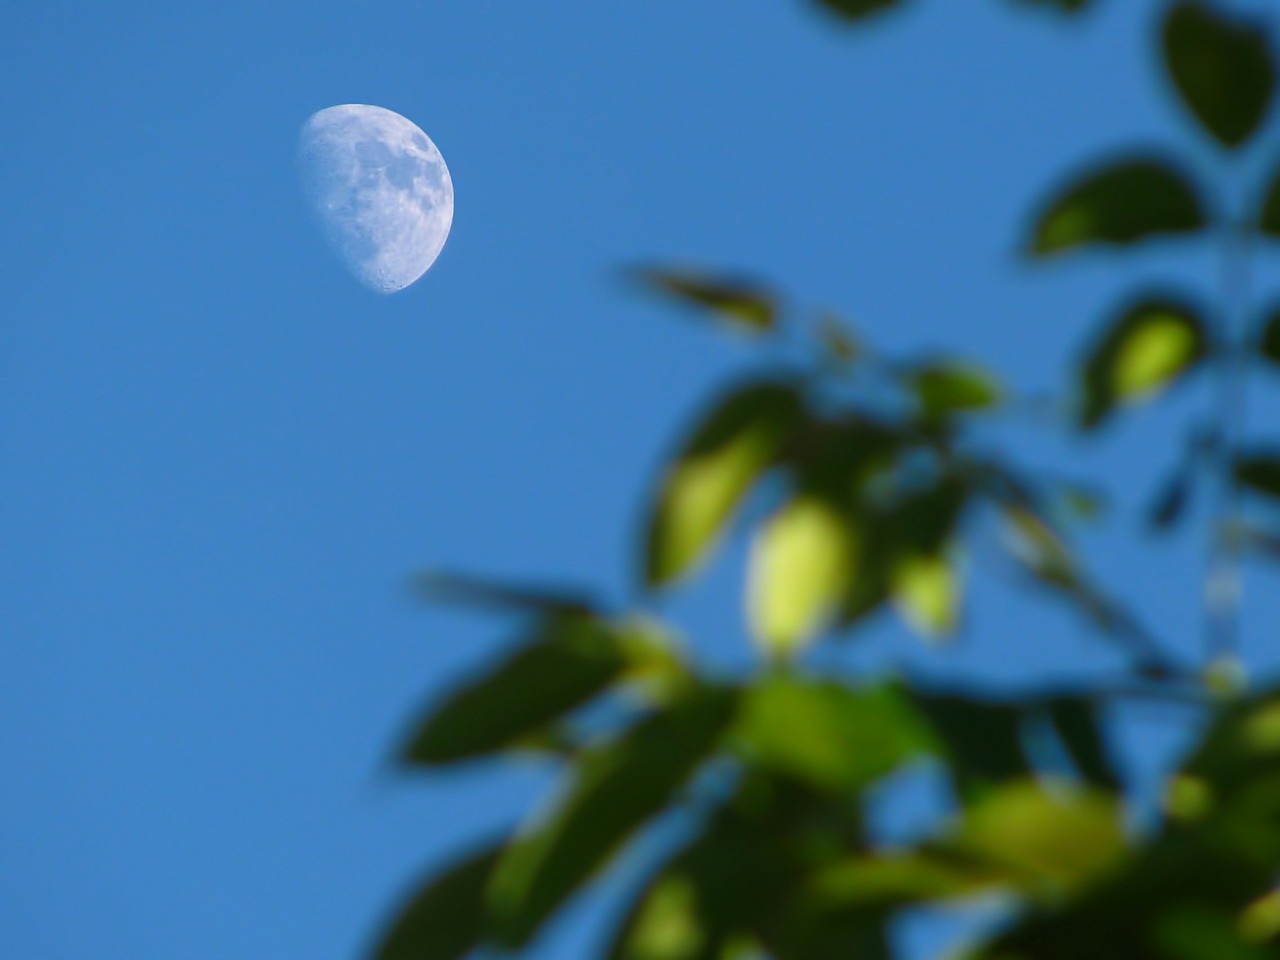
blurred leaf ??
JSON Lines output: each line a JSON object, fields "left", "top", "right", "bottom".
{"left": 909, "top": 361, "right": 1003, "bottom": 419}
{"left": 806, "top": 853, "right": 999, "bottom": 911}
{"left": 1162, "top": 0, "right": 1275, "bottom": 149}
{"left": 935, "top": 779, "right": 1126, "bottom": 900}
{"left": 1256, "top": 308, "right": 1280, "bottom": 363}
{"left": 370, "top": 844, "right": 502, "bottom": 960}
{"left": 401, "top": 614, "right": 629, "bottom": 766}
{"left": 1078, "top": 296, "right": 1208, "bottom": 429}
{"left": 1046, "top": 697, "right": 1121, "bottom": 790}
{"left": 487, "top": 686, "right": 738, "bottom": 946}
{"left": 912, "top": 692, "right": 1030, "bottom": 791}
{"left": 748, "top": 497, "right": 857, "bottom": 657}
{"left": 635, "top": 267, "right": 778, "bottom": 334}
{"left": 412, "top": 570, "right": 595, "bottom": 615}
{"left": 1148, "top": 463, "right": 1195, "bottom": 532}
{"left": 1028, "top": 158, "right": 1205, "bottom": 256}
{"left": 610, "top": 874, "right": 707, "bottom": 960}
{"left": 1236, "top": 451, "right": 1280, "bottom": 500}
{"left": 646, "top": 381, "right": 805, "bottom": 587}
{"left": 815, "top": 313, "right": 862, "bottom": 366}
{"left": 1010, "top": 0, "right": 1092, "bottom": 10}
{"left": 1001, "top": 505, "right": 1079, "bottom": 588}
{"left": 1154, "top": 906, "right": 1274, "bottom": 960}
{"left": 1259, "top": 168, "right": 1280, "bottom": 236}
{"left": 812, "top": 0, "right": 902, "bottom": 22}
{"left": 734, "top": 676, "right": 936, "bottom": 793}
{"left": 891, "top": 551, "right": 961, "bottom": 640}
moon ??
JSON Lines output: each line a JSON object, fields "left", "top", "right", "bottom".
{"left": 298, "top": 104, "right": 454, "bottom": 294}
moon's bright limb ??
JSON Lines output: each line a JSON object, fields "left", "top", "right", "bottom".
{"left": 298, "top": 104, "right": 453, "bottom": 294}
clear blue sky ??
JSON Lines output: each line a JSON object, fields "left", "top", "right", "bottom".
{"left": 5, "top": 1, "right": 1280, "bottom": 957}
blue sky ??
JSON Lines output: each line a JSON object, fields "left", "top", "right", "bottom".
{"left": 6, "top": 1, "right": 1280, "bottom": 957}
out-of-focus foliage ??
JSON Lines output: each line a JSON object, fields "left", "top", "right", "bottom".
{"left": 369, "top": 1, "right": 1280, "bottom": 959}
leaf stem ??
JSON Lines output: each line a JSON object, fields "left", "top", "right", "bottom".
{"left": 1204, "top": 195, "right": 1254, "bottom": 665}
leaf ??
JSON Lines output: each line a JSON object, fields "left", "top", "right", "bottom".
{"left": 1046, "top": 697, "right": 1121, "bottom": 790}
{"left": 1162, "top": 0, "right": 1275, "bottom": 149}
{"left": 1256, "top": 307, "right": 1280, "bottom": 362}
{"left": 734, "top": 676, "right": 936, "bottom": 793}
{"left": 412, "top": 570, "right": 595, "bottom": 615}
{"left": 370, "top": 844, "right": 502, "bottom": 960}
{"left": 645, "top": 381, "right": 805, "bottom": 587}
{"left": 635, "top": 267, "right": 778, "bottom": 334}
{"left": 1236, "top": 450, "right": 1280, "bottom": 499}
{"left": 401, "top": 614, "right": 630, "bottom": 766}
{"left": 747, "top": 496, "right": 857, "bottom": 657}
{"left": 1078, "top": 296, "right": 1208, "bottom": 429}
{"left": 891, "top": 551, "right": 961, "bottom": 640}
{"left": 487, "top": 686, "right": 738, "bottom": 947}
{"left": 1028, "top": 158, "right": 1205, "bottom": 256}
{"left": 1147, "top": 460, "right": 1195, "bottom": 533}
{"left": 1259, "top": 170, "right": 1280, "bottom": 237}
{"left": 935, "top": 779, "right": 1126, "bottom": 900}
{"left": 1010, "top": 0, "right": 1092, "bottom": 10}
{"left": 812, "top": 0, "right": 902, "bottom": 22}
{"left": 909, "top": 361, "right": 1003, "bottom": 419}
{"left": 911, "top": 692, "right": 1030, "bottom": 791}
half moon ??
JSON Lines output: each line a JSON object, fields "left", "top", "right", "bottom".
{"left": 298, "top": 104, "right": 454, "bottom": 294}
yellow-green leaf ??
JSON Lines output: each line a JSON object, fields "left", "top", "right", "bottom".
{"left": 891, "top": 551, "right": 961, "bottom": 640}
{"left": 635, "top": 266, "right": 778, "bottom": 334}
{"left": 1079, "top": 297, "right": 1208, "bottom": 429}
{"left": 646, "top": 382, "right": 804, "bottom": 587}
{"left": 747, "top": 497, "right": 857, "bottom": 657}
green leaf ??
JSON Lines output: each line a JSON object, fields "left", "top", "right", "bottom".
{"left": 635, "top": 267, "right": 778, "bottom": 334}
{"left": 1010, "top": 0, "right": 1092, "bottom": 10}
{"left": 412, "top": 570, "right": 595, "bottom": 615}
{"left": 487, "top": 686, "right": 738, "bottom": 947}
{"left": 812, "top": 0, "right": 902, "bottom": 22}
{"left": 1028, "top": 158, "right": 1205, "bottom": 256}
{"left": 1162, "top": 0, "right": 1275, "bottom": 149}
{"left": 1256, "top": 308, "right": 1280, "bottom": 362}
{"left": 1259, "top": 169, "right": 1280, "bottom": 236}
{"left": 909, "top": 361, "right": 1003, "bottom": 419}
{"left": 911, "top": 692, "right": 1030, "bottom": 791}
{"left": 1236, "top": 450, "right": 1280, "bottom": 499}
{"left": 1046, "top": 697, "right": 1121, "bottom": 790}
{"left": 747, "top": 496, "right": 857, "bottom": 657}
{"left": 734, "top": 676, "right": 936, "bottom": 793}
{"left": 891, "top": 550, "right": 962, "bottom": 640}
{"left": 401, "top": 614, "right": 630, "bottom": 766}
{"left": 935, "top": 778, "right": 1126, "bottom": 900}
{"left": 645, "top": 381, "right": 805, "bottom": 587}
{"left": 370, "top": 844, "right": 502, "bottom": 960}
{"left": 1078, "top": 296, "right": 1208, "bottom": 430}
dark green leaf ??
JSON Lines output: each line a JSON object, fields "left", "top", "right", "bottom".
{"left": 1009, "top": 0, "right": 1092, "bottom": 10}
{"left": 1236, "top": 451, "right": 1280, "bottom": 499}
{"left": 1028, "top": 158, "right": 1205, "bottom": 256}
{"left": 1046, "top": 697, "right": 1121, "bottom": 790}
{"left": 369, "top": 844, "right": 502, "bottom": 960}
{"left": 911, "top": 692, "right": 1030, "bottom": 791}
{"left": 812, "top": 0, "right": 902, "bottom": 23}
{"left": 487, "top": 686, "right": 738, "bottom": 946}
{"left": 1078, "top": 296, "right": 1208, "bottom": 429}
{"left": 734, "top": 676, "right": 936, "bottom": 793}
{"left": 412, "top": 570, "right": 595, "bottom": 615}
{"left": 909, "top": 361, "right": 1003, "bottom": 419}
{"left": 1256, "top": 308, "right": 1280, "bottom": 362}
{"left": 401, "top": 614, "right": 629, "bottom": 766}
{"left": 1162, "top": 0, "right": 1275, "bottom": 149}
{"left": 1259, "top": 167, "right": 1280, "bottom": 236}
{"left": 645, "top": 381, "right": 805, "bottom": 587}
{"left": 635, "top": 267, "right": 778, "bottom": 334}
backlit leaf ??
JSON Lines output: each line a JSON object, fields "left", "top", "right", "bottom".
{"left": 747, "top": 497, "right": 857, "bottom": 657}
{"left": 1162, "top": 0, "right": 1275, "bottom": 149}
{"left": 1078, "top": 296, "right": 1208, "bottom": 429}
{"left": 487, "top": 686, "right": 738, "bottom": 947}
{"left": 891, "top": 551, "right": 961, "bottom": 640}
{"left": 370, "top": 844, "right": 502, "bottom": 960}
{"left": 734, "top": 676, "right": 936, "bottom": 793}
{"left": 401, "top": 614, "right": 629, "bottom": 766}
{"left": 645, "top": 381, "right": 805, "bottom": 587}
{"left": 1028, "top": 158, "right": 1205, "bottom": 256}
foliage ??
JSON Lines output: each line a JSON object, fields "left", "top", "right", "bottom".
{"left": 369, "top": 2, "right": 1280, "bottom": 959}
